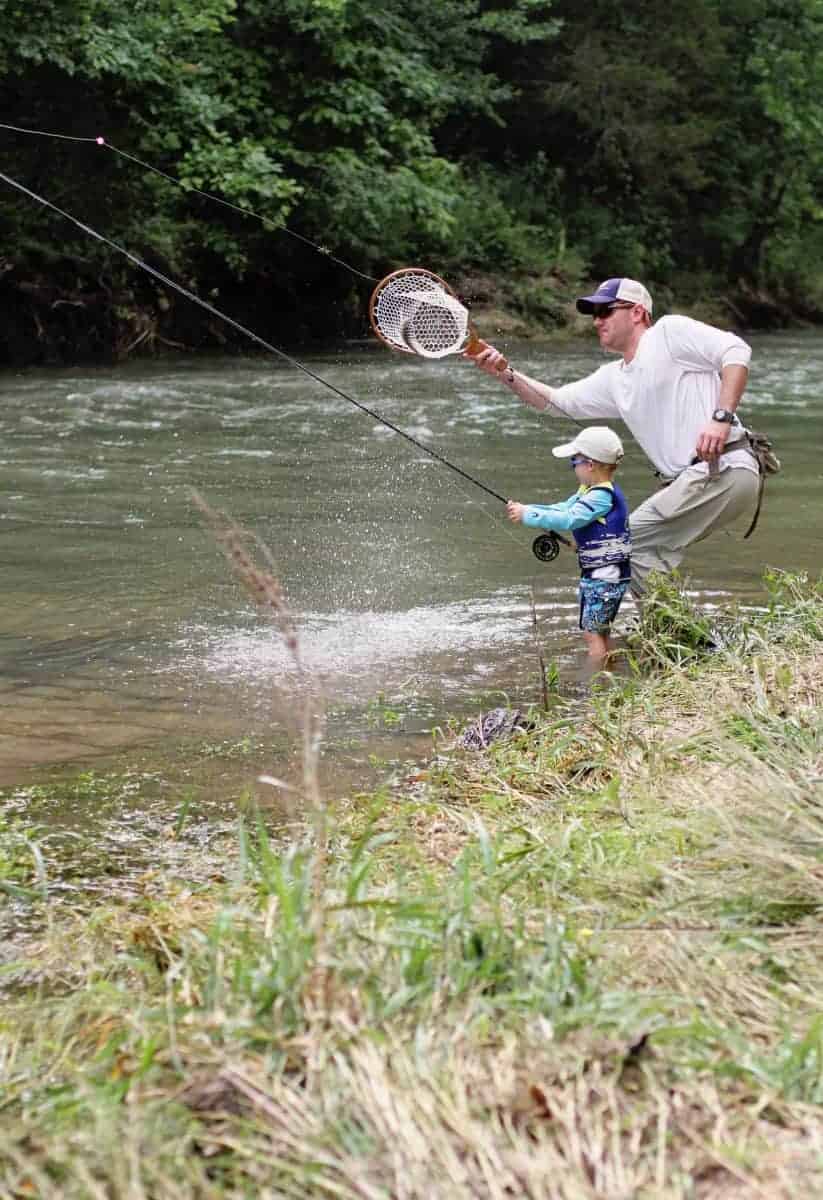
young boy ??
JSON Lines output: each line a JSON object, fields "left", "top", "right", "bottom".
{"left": 507, "top": 426, "right": 631, "bottom": 668}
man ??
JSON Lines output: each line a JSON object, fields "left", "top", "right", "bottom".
{"left": 471, "top": 277, "right": 759, "bottom": 595}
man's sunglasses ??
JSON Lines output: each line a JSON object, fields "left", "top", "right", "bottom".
{"left": 570, "top": 455, "right": 593, "bottom": 468}
{"left": 591, "top": 302, "right": 634, "bottom": 319}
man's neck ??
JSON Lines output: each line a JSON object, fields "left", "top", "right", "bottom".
{"left": 621, "top": 323, "right": 649, "bottom": 364}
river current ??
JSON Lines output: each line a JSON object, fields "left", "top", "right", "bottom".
{"left": 0, "top": 331, "right": 820, "bottom": 794}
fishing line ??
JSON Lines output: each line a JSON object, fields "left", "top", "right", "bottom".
{"left": 0, "top": 119, "right": 627, "bottom": 447}
{"left": 1, "top": 126, "right": 605, "bottom": 549}
{"left": 0, "top": 125, "right": 592, "bottom": 436}
{"left": 0, "top": 123, "right": 95, "bottom": 143}
{"left": 0, "top": 167, "right": 514, "bottom": 510}
{"left": 0, "top": 121, "right": 378, "bottom": 283}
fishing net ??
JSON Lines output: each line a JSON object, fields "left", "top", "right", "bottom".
{"left": 370, "top": 268, "right": 494, "bottom": 360}
{"left": 402, "top": 291, "right": 468, "bottom": 358}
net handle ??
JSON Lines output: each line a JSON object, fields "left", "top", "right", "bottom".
{"left": 464, "top": 331, "right": 508, "bottom": 371}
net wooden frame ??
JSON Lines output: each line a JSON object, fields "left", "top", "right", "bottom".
{"left": 369, "top": 267, "right": 502, "bottom": 364}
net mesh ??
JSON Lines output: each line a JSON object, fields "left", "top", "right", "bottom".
{"left": 370, "top": 270, "right": 469, "bottom": 358}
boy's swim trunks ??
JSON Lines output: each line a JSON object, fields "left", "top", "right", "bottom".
{"left": 578, "top": 577, "right": 630, "bottom": 633}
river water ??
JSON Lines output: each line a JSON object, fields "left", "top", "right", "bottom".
{"left": 0, "top": 331, "right": 820, "bottom": 798}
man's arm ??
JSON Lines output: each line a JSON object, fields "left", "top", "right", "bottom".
{"left": 471, "top": 346, "right": 558, "bottom": 412}
{"left": 695, "top": 363, "right": 749, "bottom": 460}
{"left": 660, "top": 316, "right": 751, "bottom": 462}
{"left": 504, "top": 367, "right": 564, "bottom": 413}
{"left": 469, "top": 345, "right": 619, "bottom": 420}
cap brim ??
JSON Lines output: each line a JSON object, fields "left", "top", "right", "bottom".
{"left": 575, "top": 291, "right": 615, "bottom": 315}
{"left": 551, "top": 441, "right": 579, "bottom": 458}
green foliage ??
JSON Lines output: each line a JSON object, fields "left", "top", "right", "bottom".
{"left": 763, "top": 568, "right": 823, "bottom": 641}
{"left": 437, "top": 157, "right": 564, "bottom": 274}
{"left": 365, "top": 693, "right": 403, "bottom": 729}
{"left": 1, "top": 0, "right": 823, "bottom": 357}
{"left": 0, "top": 812, "right": 45, "bottom": 900}
{"left": 628, "top": 569, "right": 823, "bottom": 676}
{"left": 626, "top": 572, "right": 720, "bottom": 669}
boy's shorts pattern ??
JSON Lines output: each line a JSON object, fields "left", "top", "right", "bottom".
{"left": 578, "top": 578, "right": 630, "bottom": 633}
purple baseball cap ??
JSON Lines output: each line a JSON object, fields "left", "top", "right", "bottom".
{"left": 576, "top": 277, "right": 653, "bottom": 315}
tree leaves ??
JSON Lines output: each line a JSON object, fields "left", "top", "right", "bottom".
{"left": 1, "top": 0, "right": 822, "bottom": 352}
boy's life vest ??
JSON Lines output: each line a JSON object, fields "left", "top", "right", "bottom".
{"left": 573, "top": 483, "right": 631, "bottom": 580}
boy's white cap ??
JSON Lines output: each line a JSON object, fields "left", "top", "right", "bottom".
{"left": 552, "top": 426, "right": 624, "bottom": 464}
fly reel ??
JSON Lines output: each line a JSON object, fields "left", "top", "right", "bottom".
{"left": 532, "top": 532, "right": 562, "bottom": 563}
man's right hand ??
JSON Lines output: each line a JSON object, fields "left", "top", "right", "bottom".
{"left": 467, "top": 345, "right": 509, "bottom": 375}
{"left": 695, "top": 418, "right": 731, "bottom": 461}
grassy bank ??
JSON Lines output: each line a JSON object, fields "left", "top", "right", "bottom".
{"left": 1, "top": 571, "right": 822, "bottom": 1198}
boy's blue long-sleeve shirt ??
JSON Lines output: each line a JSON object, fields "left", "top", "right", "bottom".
{"left": 520, "top": 485, "right": 615, "bottom": 533}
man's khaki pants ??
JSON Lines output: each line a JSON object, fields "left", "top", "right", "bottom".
{"left": 629, "top": 465, "right": 760, "bottom": 597}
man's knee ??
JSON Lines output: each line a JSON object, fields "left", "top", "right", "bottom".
{"left": 628, "top": 493, "right": 661, "bottom": 536}
{"left": 629, "top": 547, "right": 681, "bottom": 598}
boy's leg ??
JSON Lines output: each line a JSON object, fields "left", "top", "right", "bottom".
{"left": 582, "top": 630, "right": 611, "bottom": 667}
{"left": 579, "top": 578, "right": 630, "bottom": 667}
{"left": 630, "top": 466, "right": 759, "bottom": 598}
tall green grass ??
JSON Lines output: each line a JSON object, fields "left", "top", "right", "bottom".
{"left": 1, "top": 570, "right": 822, "bottom": 1197}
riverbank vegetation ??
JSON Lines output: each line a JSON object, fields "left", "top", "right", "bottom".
{"left": 1, "top": 568, "right": 821, "bottom": 1196}
{"left": 2, "top": 0, "right": 823, "bottom": 364}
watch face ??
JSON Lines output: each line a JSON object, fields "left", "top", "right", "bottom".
{"left": 713, "top": 409, "right": 733, "bottom": 423}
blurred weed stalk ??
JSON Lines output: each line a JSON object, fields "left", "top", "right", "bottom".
{"left": 191, "top": 490, "right": 329, "bottom": 966}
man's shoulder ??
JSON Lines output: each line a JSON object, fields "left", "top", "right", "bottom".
{"left": 640, "top": 313, "right": 705, "bottom": 358}
{"left": 647, "top": 312, "right": 750, "bottom": 360}
{"left": 648, "top": 313, "right": 693, "bottom": 339}
{"left": 653, "top": 312, "right": 737, "bottom": 338}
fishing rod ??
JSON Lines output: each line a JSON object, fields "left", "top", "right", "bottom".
{"left": 0, "top": 167, "right": 568, "bottom": 563}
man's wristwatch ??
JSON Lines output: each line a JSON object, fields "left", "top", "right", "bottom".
{"left": 711, "top": 408, "right": 736, "bottom": 424}
{"left": 503, "top": 366, "right": 516, "bottom": 385}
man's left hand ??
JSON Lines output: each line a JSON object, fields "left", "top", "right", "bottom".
{"left": 695, "top": 420, "right": 731, "bottom": 461}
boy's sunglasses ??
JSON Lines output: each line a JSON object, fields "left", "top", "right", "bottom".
{"left": 570, "top": 455, "right": 593, "bottom": 468}
{"left": 591, "top": 302, "right": 634, "bottom": 319}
